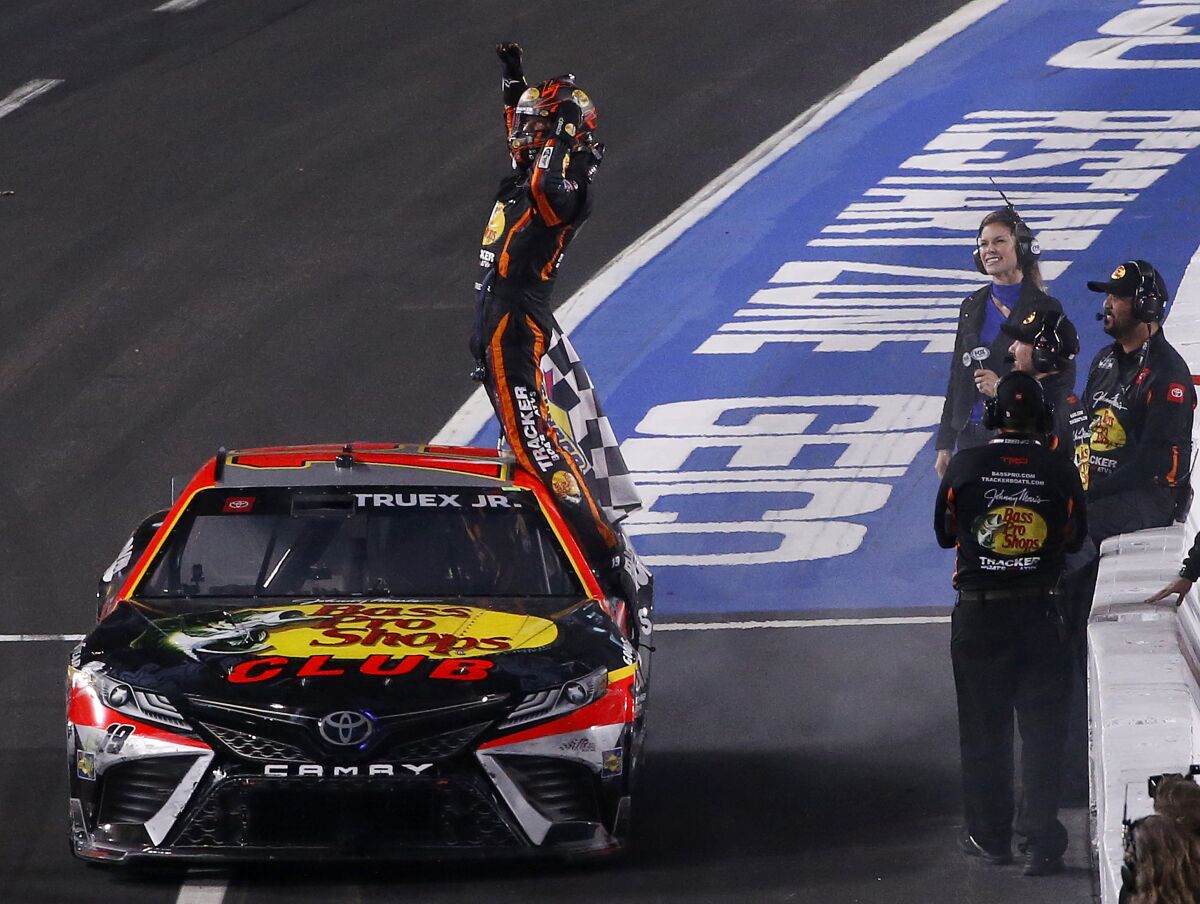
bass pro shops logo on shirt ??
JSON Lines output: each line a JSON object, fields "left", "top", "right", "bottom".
{"left": 1090, "top": 408, "right": 1127, "bottom": 452}
{"left": 482, "top": 201, "right": 506, "bottom": 246}
{"left": 972, "top": 505, "right": 1048, "bottom": 559}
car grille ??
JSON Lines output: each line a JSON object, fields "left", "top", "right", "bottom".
{"left": 379, "top": 721, "right": 490, "bottom": 761}
{"left": 172, "top": 775, "right": 519, "bottom": 850}
{"left": 201, "top": 723, "right": 313, "bottom": 764}
{"left": 500, "top": 756, "right": 601, "bottom": 822}
{"left": 98, "top": 756, "right": 198, "bottom": 825}
{"left": 186, "top": 698, "right": 504, "bottom": 764}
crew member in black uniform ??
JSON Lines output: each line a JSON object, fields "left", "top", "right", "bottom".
{"left": 469, "top": 43, "right": 621, "bottom": 580}
{"left": 1084, "top": 260, "right": 1194, "bottom": 546}
{"left": 996, "top": 310, "right": 1095, "bottom": 801}
{"left": 999, "top": 309, "right": 1088, "bottom": 478}
{"left": 934, "top": 372, "right": 1087, "bottom": 876}
{"left": 934, "top": 206, "right": 1067, "bottom": 477}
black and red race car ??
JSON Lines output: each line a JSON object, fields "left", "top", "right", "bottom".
{"left": 67, "top": 443, "right": 652, "bottom": 863}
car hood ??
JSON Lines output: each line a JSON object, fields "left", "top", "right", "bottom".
{"left": 80, "top": 597, "right": 629, "bottom": 716}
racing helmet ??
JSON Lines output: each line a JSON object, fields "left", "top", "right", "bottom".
{"left": 508, "top": 75, "right": 597, "bottom": 166}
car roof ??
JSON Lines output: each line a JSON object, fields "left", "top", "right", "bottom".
{"left": 202, "top": 443, "right": 520, "bottom": 490}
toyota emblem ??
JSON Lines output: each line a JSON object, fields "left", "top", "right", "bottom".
{"left": 318, "top": 710, "right": 373, "bottom": 746}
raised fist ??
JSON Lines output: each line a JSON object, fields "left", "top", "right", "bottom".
{"left": 569, "top": 140, "right": 605, "bottom": 183}
{"left": 495, "top": 42, "right": 524, "bottom": 79}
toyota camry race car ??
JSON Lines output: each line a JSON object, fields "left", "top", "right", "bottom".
{"left": 67, "top": 443, "right": 652, "bottom": 863}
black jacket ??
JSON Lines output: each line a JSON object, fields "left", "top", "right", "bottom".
{"left": 936, "top": 282, "right": 1066, "bottom": 451}
{"left": 1041, "top": 369, "right": 1091, "bottom": 485}
{"left": 1084, "top": 328, "right": 1195, "bottom": 500}
{"left": 934, "top": 435, "right": 1087, "bottom": 591}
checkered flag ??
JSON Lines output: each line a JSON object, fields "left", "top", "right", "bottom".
{"left": 540, "top": 328, "right": 642, "bottom": 521}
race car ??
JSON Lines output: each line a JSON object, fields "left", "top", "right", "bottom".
{"left": 67, "top": 443, "right": 652, "bottom": 863}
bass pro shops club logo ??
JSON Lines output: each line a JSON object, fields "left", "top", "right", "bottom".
{"left": 1090, "top": 407, "right": 1127, "bottom": 452}
{"left": 972, "top": 505, "right": 1048, "bottom": 556}
{"left": 481, "top": 201, "right": 506, "bottom": 246}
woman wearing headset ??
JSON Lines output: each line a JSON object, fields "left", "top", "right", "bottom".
{"left": 934, "top": 207, "right": 1067, "bottom": 477}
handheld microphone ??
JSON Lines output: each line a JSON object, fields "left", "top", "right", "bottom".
{"left": 962, "top": 346, "right": 990, "bottom": 368}
{"left": 1096, "top": 312, "right": 1105, "bottom": 321}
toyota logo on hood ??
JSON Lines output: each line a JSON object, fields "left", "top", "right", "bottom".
{"left": 318, "top": 710, "right": 373, "bottom": 746}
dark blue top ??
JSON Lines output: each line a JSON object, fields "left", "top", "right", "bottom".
{"left": 969, "top": 281, "right": 1025, "bottom": 424}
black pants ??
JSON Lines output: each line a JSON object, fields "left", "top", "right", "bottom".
{"left": 1087, "top": 485, "right": 1179, "bottom": 547}
{"left": 951, "top": 594, "right": 1073, "bottom": 854}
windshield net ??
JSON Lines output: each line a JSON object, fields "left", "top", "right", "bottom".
{"left": 138, "top": 486, "right": 583, "bottom": 599}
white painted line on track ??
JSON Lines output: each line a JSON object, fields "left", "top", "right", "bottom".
{"left": 657, "top": 616, "right": 949, "bottom": 631}
{"left": 155, "top": 0, "right": 213, "bottom": 11}
{"left": 0, "top": 79, "right": 63, "bottom": 120}
{"left": 3, "top": 618, "right": 951, "bottom": 642}
{"left": 0, "top": 633, "right": 83, "bottom": 642}
{"left": 432, "top": 0, "right": 1010, "bottom": 445}
{"left": 176, "top": 876, "right": 228, "bottom": 904}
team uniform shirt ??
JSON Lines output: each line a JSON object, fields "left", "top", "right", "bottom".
{"left": 1084, "top": 329, "right": 1195, "bottom": 500}
{"left": 1041, "top": 369, "right": 1091, "bottom": 487}
{"left": 934, "top": 436, "right": 1087, "bottom": 591}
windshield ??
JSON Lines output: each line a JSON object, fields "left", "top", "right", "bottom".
{"left": 138, "top": 486, "right": 583, "bottom": 600}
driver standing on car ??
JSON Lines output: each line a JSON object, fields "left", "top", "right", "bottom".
{"left": 469, "top": 43, "right": 628, "bottom": 595}
{"left": 934, "top": 372, "right": 1087, "bottom": 876}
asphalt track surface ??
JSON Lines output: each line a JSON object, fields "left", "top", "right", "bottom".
{"left": 0, "top": 2, "right": 1093, "bottom": 902}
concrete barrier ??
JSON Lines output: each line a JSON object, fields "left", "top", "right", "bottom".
{"left": 1088, "top": 524, "right": 1200, "bottom": 903}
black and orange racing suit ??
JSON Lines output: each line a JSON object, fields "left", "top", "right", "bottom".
{"left": 470, "top": 77, "right": 618, "bottom": 570}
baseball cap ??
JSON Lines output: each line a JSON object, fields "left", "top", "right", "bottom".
{"left": 1087, "top": 261, "right": 1145, "bottom": 297}
{"left": 1000, "top": 309, "right": 1080, "bottom": 355}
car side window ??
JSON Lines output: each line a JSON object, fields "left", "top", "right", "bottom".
{"left": 98, "top": 510, "right": 168, "bottom": 616}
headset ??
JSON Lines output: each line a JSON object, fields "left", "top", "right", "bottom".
{"left": 1127, "top": 259, "right": 1169, "bottom": 323}
{"left": 1030, "top": 310, "right": 1077, "bottom": 374}
{"left": 973, "top": 186, "right": 1042, "bottom": 275}
{"left": 983, "top": 371, "right": 1054, "bottom": 435}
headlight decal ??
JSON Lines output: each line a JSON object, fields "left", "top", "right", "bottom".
{"left": 68, "top": 667, "right": 206, "bottom": 749}
{"left": 498, "top": 666, "right": 609, "bottom": 730}
{"left": 482, "top": 666, "right": 637, "bottom": 749}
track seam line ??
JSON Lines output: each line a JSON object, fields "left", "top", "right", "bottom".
{"left": 0, "top": 79, "right": 63, "bottom": 120}
{"left": 0, "top": 633, "right": 84, "bottom": 642}
{"left": 657, "top": 616, "right": 949, "bottom": 631}
{"left": 155, "top": 0, "right": 213, "bottom": 11}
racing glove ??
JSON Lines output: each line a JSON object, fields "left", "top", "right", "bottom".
{"left": 567, "top": 140, "right": 604, "bottom": 184}
{"left": 496, "top": 42, "right": 524, "bottom": 83}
